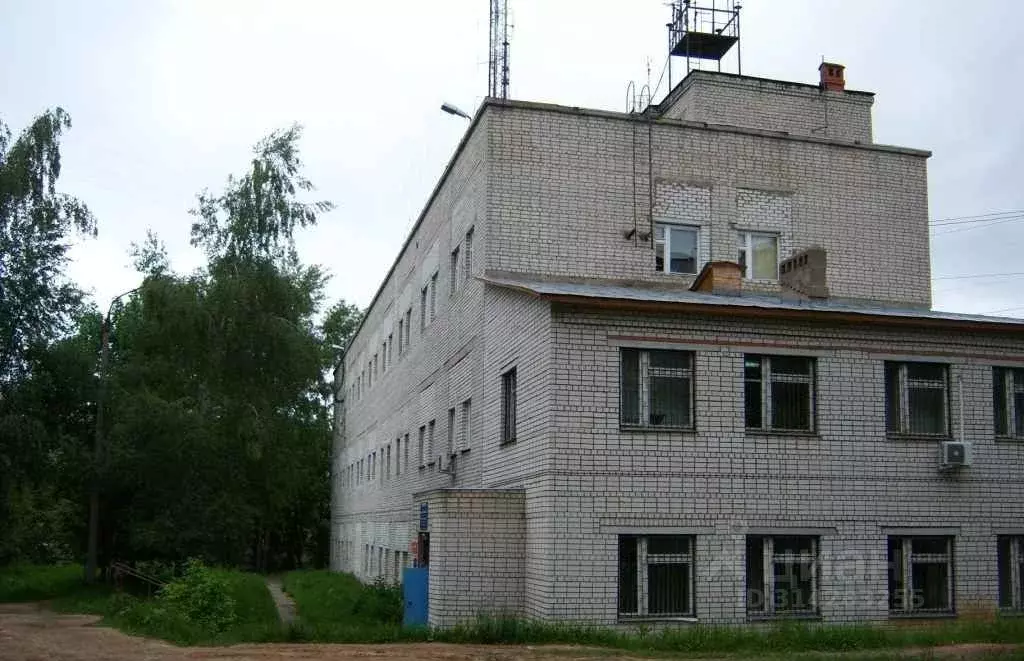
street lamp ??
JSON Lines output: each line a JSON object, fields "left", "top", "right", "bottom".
{"left": 440, "top": 102, "right": 472, "bottom": 120}
{"left": 85, "top": 285, "right": 141, "bottom": 584}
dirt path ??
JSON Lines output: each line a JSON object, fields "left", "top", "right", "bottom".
{"left": 1, "top": 602, "right": 1020, "bottom": 661}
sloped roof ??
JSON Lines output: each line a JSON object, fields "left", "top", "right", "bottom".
{"left": 481, "top": 273, "right": 1024, "bottom": 333}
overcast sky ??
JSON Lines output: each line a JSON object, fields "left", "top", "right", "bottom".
{"left": 2, "top": 0, "right": 1022, "bottom": 317}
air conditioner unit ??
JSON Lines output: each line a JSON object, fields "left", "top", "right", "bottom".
{"left": 940, "top": 441, "right": 972, "bottom": 470}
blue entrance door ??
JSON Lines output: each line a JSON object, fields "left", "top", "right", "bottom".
{"left": 402, "top": 567, "right": 429, "bottom": 627}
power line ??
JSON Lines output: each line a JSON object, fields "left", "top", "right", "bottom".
{"left": 929, "top": 209, "right": 1024, "bottom": 225}
{"left": 984, "top": 305, "right": 1024, "bottom": 315}
{"left": 932, "top": 215, "right": 1024, "bottom": 236}
{"left": 933, "top": 272, "right": 1024, "bottom": 281}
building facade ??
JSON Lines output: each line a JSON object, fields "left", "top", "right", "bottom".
{"left": 332, "top": 66, "right": 1024, "bottom": 627}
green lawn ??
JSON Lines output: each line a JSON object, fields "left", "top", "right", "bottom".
{"left": 1, "top": 562, "right": 284, "bottom": 645}
{"left": 4, "top": 564, "right": 1024, "bottom": 657}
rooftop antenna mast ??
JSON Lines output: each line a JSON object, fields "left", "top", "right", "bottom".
{"left": 488, "top": 0, "right": 510, "bottom": 99}
{"left": 666, "top": 0, "right": 742, "bottom": 91}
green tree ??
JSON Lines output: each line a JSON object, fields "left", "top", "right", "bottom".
{"left": 100, "top": 125, "right": 337, "bottom": 569}
{"left": 0, "top": 108, "right": 95, "bottom": 391}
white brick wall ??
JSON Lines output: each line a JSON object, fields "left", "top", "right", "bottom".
{"left": 659, "top": 71, "right": 874, "bottom": 143}
{"left": 330, "top": 84, "right": 1021, "bottom": 629}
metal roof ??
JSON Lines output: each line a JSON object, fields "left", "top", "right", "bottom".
{"left": 482, "top": 274, "right": 1024, "bottom": 329}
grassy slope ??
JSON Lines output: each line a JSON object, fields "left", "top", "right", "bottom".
{"left": 1, "top": 564, "right": 283, "bottom": 645}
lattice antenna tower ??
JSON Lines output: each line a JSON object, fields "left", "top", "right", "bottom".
{"left": 666, "top": 0, "right": 742, "bottom": 90}
{"left": 488, "top": 0, "right": 510, "bottom": 99}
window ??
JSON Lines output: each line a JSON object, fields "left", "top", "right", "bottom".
{"left": 888, "top": 536, "right": 954, "bottom": 615}
{"left": 404, "top": 308, "right": 412, "bottom": 349}
{"left": 387, "top": 335, "right": 393, "bottom": 369}
{"left": 395, "top": 437, "right": 401, "bottom": 476}
{"left": 397, "top": 320, "right": 404, "bottom": 355}
{"left": 885, "top": 362, "right": 949, "bottom": 436}
{"left": 420, "top": 286, "right": 428, "bottom": 330}
{"left": 745, "top": 355, "right": 815, "bottom": 432}
{"left": 501, "top": 368, "right": 517, "bottom": 444}
{"left": 994, "top": 367, "right": 1024, "bottom": 438}
{"left": 427, "top": 419, "right": 436, "bottom": 463}
{"left": 998, "top": 536, "right": 1024, "bottom": 611}
{"left": 737, "top": 232, "right": 779, "bottom": 280}
{"left": 620, "top": 349, "right": 694, "bottom": 428}
{"left": 403, "top": 433, "right": 410, "bottom": 471}
{"left": 746, "top": 536, "right": 819, "bottom": 616}
{"left": 430, "top": 272, "right": 438, "bottom": 321}
{"left": 654, "top": 223, "right": 699, "bottom": 274}
{"left": 417, "top": 426, "right": 425, "bottom": 468}
{"left": 386, "top": 444, "right": 391, "bottom": 479}
{"left": 460, "top": 399, "right": 472, "bottom": 450}
{"left": 464, "top": 227, "right": 474, "bottom": 282}
{"left": 618, "top": 535, "right": 694, "bottom": 618}
{"left": 450, "top": 246, "right": 460, "bottom": 295}
{"left": 447, "top": 407, "right": 456, "bottom": 457}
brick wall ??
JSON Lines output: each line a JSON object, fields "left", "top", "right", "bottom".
{"left": 419, "top": 489, "right": 526, "bottom": 627}
{"left": 541, "top": 303, "right": 1024, "bottom": 625}
{"left": 486, "top": 102, "right": 930, "bottom": 308}
{"left": 659, "top": 71, "right": 875, "bottom": 143}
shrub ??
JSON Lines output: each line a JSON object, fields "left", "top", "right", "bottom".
{"left": 156, "top": 559, "right": 236, "bottom": 632}
{"left": 353, "top": 577, "right": 402, "bottom": 624}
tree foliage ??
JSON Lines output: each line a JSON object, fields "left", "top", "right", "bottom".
{"left": 0, "top": 108, "right": 95, "bottom": 391}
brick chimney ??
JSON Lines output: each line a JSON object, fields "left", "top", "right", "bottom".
{"left": 780, "top": 247, "right": 829, "bottom": 299}
{"left": 691, "top": 261, "right": 742, "bottom": 296}
{"left": 819, "top": 62, "right": 845, "bottom": 92}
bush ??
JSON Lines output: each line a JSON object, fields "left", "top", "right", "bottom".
{"left": 155, "top": 559, "right": 237, "bottom": 632}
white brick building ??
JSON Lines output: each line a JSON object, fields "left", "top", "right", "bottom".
{"left": 331, "top": 66, "right": 1024, "bottom": 628}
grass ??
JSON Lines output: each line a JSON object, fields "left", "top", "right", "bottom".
{"left": 5, "top": 564, "right": 1024, "bottom": 657}
{"left": 0, "top": 564, "right": 84, "bottom": 602}
{"left": 1, "top": 563, "right": 285, "bottom": 645}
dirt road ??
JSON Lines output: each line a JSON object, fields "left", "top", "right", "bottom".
{"left": 1, "top": 603, "right": 1021, "bottom": 661}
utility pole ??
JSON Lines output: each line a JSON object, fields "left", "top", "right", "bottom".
{"left": 85, "top": 286, "right": 140, "bottom": 584}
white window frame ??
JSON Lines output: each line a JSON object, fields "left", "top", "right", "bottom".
{"left": 887, "top": 362, "right": 950, "bottom": 437}
{"left": 995, "top": 367, "right": 1024, "bottom": 438}
{"left": 737, "top": 231, "right": 779, "bottom": 280}
{"left": 889, "top": 536, "right": 955, "bottom": 615}
{"left": 1000, "top": 536, "right": 1024, "bottom": 611}
{"left": 427, "top": 419, "right": 436, "bottom": 464}
{"left": 747, "top": 536, "right": 819, "bottom": 616}
{"left": 460, "top": 399, "right": 472, "bottom": 451}
{"left": 745, "top": 355, "right": 816, "bottom": 432}
{"left": 620, "top": 349, "right": 694, "bottom": 429}
{"left": 420, "top": 286, "right": 428, "bottom": 330}
{"left": 501, "top": 368, "right": 517, "bottom": 445}
{"left": 619, "top": 535, "right": 695, "bottom": 618}
{"left": 417, "top": 425, "right": 426, "bottom": 468}
{"left": 447, "top": 407, "right": 456, "bottom": 457}
{"left": 654, "top": 222, "right": 700, "bottom": 275}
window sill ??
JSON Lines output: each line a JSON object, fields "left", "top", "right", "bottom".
{"left": 995, "top": 436, "right": 1024, "bottom": 443}
{"left": 887, "top": 434, "right": 953, "bottom": 442}
{"left": 998, "top": 609, "right": 1024, "bottom": 617}
{"left": 620, "top": 424, "right": 696, "bottom": 434}
{"left": 747, "top": 612, "right": 821, "bottom": 622}
{"left": 888, "top": 611, "right": 957, "bottom": 620}
{"left": 745, "top": 429, "right": 820, "bottom": 438}
{"left": 418, "top": 465, "right": 425, "bottom": 471}
{"left": 499, "top": 439, "right": 516, "bottom": 447}
{"left": 618, "top": 615, "right": 698, "bottom": 623}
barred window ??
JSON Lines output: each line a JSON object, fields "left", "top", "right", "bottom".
{"left": 885, "top": 362, "right": 949, "bottom": 436}
{"left": 888, "top": 536, "right": 954, "bottom": 614}
{"left": 746, "top": 536, "right": 819, "bottom": 616}
{"left": 464, "top": 227, "right": 474, "bottom": 282}
{"left": 618, "top": 535, "right": 694, "bottom": 618}
{"left": 450, "top": 246, "right": 460, "bottom": 295}
{"left": 994, "top": 367, "right": 1024, "bottom": 438}
{"left": 621, "top": 349, "right": 694, "bottom": 428}
{"left": 998, "top": 536, "right": 1024, "bottom": 611}
{"left": 745, "top": 355, "right": 815, "bottom": 432}
{"left": 501, "top": 368, "right": 517, "bottom": 444}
